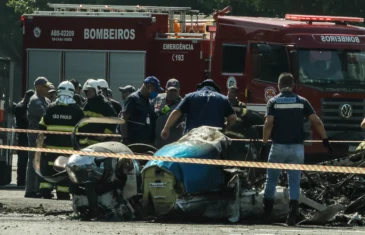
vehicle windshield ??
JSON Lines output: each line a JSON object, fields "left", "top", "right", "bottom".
{"left": 298, "top": 49, "right": 365, "bottom": 85}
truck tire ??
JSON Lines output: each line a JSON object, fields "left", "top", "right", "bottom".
{"left": 0, "top": 161, "right": 12, "bottom": 186}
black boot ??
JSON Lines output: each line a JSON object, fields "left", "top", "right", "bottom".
{"left": 263, "top": 198, "right": 274, "bottom": 223}
{"left": 286, "top": 200, "right": 299, "bottom": 226}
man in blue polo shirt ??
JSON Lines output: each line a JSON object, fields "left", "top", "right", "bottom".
{"left": 261, "top": 73, "right": 333, "bottom": 226}
{"left": 120, "top": 76, "right": 163, "bottom": 145}
{"left": 161, "top": 79, "right": 237, "bottom": 139}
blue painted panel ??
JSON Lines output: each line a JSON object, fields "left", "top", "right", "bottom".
{"left": 145, "top": 142, "right": 225, "bottom": 193}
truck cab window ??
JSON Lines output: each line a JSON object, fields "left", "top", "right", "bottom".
{"left": 251, "top": 44, "right": 289, "bottom": 83}
{"left": 221, "top": 44, "right": 247, "bottom": 74}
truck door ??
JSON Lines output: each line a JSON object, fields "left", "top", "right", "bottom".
{"left": 220, "top": 44, "right": 247, "bottom": 98}
{"left": 0, "top": 58, "right": 15, "bottom": 186}
{"left": 247, "top": 43, "right": 290, "bottom": 106}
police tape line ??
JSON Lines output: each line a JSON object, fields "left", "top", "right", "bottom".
{"left": 0, "top": 128, "right": 121, "bottom": 138}
{"left": 230, "top": 138, "right": 364, "bottom": 143}
{"left": 1, "top": 127, "right": 363, "bottom": 144}
{"left": 1, "top": 144, "right": 365, "bottom": 175}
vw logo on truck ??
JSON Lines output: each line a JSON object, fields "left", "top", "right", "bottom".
{"left": 339, "top": 104, "right": 353, "bottom": 119}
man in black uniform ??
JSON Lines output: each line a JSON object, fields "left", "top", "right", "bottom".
{"left": 69, "top": 79, "right": 86, "bottom": 106}
{"left": 79, "top": 79, "right": 117, "bottom": 146}
{"left": 39, "top": 81, "right": 85, "bottom": 199}
{"left": 120, "top": 76, "right": 163, "bottom": 145}
{"left": 261, "top": 73, "right": 333, "bottom": 226}
{"left": 14, "top": 90, "right": 35, "bottom": 186}
{"left": 97, "top": 78, "right": 122, "bottom": 115}
{"left": 161, "top": 79, "right": 237, "bottom": 139}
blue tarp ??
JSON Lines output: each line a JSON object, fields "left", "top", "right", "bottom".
{"left": 145, "top": 142, "right": 225, "bottom": 194}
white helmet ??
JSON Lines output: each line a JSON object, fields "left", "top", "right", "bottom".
{"left": 83, "top": 79, "right": 100, "bottom": 94}
{"left": 57, "top": 81, "right": 75, "bottom": 97}
{"left": 97, "top": 78, "right": 109, "bottom": 89}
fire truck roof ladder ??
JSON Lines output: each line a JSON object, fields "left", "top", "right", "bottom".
{"left": 46, "top": 3, "right": 210, "bottom": 34}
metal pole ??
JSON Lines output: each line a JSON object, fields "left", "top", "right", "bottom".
{"left": 209, "top": 32, "right": 213, "bottom": 78}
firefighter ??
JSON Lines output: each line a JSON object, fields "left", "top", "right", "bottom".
{"left": 107, "top": 88, "right": 113, "bottom": 99}
{"left": 97, "top": 78, "right": 122, "bottom": 115}
{"left": 79, "top": 79, "right": 117, "bottom": 146}
{"left": 69, "top": 79, "right": 86, "bottom": 106}
{"left": 161, "top": 79, "right": 237, "bottom": 139}
{"left": 39, "top": 81, "right": 85, "bottom": 200}
{"left": 26, "top": 77, "right": 52, "bottom": 198}
{"left": 14, "top": 90, "right": 35, "bottom": 186}
{"left": 153, "top": 78, "right": 184, "bottom": 148}
{"left": 261, "top": 73, "right": 333, "bottom": 226}
{"left": 227, "top": 84, "right": 247, "bottom": 118}
{"left": 120, "top": 76, "right": 162, "bottom": 145}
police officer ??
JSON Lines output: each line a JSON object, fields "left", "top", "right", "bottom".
{"left": 79, "top": 79, "right": 117, "bottom": 146}
{"left": 227, "top": 85, "right": 247, "bottom": 118}
{"left": 153, "top": 78, "right": 184, "bottom": 148}
{"left": 97, "top": 78, "right": 122, "bottom": 115}
{"left": 119, "top": 85, "right": 136, "bottom": 103}
{"left": 69, "top": 79, "right": 86, "bottom": 106}
{"left": 161, "top": 79, "right": 237, "bottom": 139}
{"left": 14, "top": 90, "right": 35, "bottom": 186}
{"left": 25, "top": 77, "right": 52, "bottom": 198}
{"left": 38, "top": 81, "right": 85, "bottom": 200}
{"left": 120, "top": 76, "right": 163, "bottom": 145}
{"left": 261, "top": 73, "right": 333, "bottom": 226}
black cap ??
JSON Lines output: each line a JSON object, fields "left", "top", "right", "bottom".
{"left": 166, "top": 78, "right": 180, "bottom": 90}
{"left": 196, "top": 79, "right": 221, "bottom": 93}
{"left": 119, "top": 85, "right": 136, "bottom": 93}
{"left": 34, "top": 77, "right": 52, "bottom": 87}
{"left": 25, "top": 89, "right": 35, "bottom": 98}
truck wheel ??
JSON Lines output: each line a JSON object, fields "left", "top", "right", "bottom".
{"left": 0, "top": 161, "right": 11, "bottom": 186}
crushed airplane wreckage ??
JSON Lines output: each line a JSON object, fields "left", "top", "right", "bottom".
{"left": 34, "top": 122, "right": 365, "bottom": 225}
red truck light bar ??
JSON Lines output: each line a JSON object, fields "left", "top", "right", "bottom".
{"left": 285, "top": 14, "right": 364, "bottom": 23}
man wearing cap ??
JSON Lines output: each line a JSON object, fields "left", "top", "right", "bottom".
{"left": 152, "top": 78, "right": 184, "bottom": 148}
{"left": 47, "top": 84, "right": 57, "bottom": 102}
{"left": 120, "top": 76, "right": 163, "bottom": 145}
{"left": 119, "top": 85, "right": 136, "bottom": 103}
{"left": 227, "top": 85, "right": 247, "bottom": 118}
{"left": 14, "top": 90, "right": 35, "bottom": 187}
{"left": 25, "top": 77, "right": 52, "bottom": 198}
{"left": 161, "top": 79, "right": 237, "bottom": 140}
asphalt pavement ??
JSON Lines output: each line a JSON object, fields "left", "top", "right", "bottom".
{"left": 1, "top": 156, "right": 365, "bottom": 234}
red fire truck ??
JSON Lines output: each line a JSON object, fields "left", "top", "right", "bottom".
{"left": 21, "top": 4, "right": 365, "bottom": 161}
{"left": 21, "top": 3, "right": 214, "bottom": 97}
{"left": 209, "top": 14, "right": 365, "bottom": 160}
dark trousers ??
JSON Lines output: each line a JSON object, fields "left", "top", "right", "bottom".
{"left": 17, "top": 137, "right": 29, "bottom": 185}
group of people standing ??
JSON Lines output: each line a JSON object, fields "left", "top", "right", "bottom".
{"left": 12, "top": 71, "right": 337, "bottom": 226}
